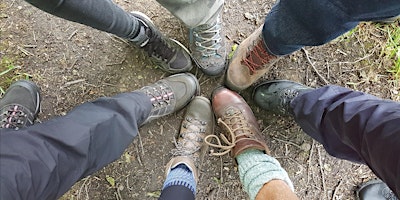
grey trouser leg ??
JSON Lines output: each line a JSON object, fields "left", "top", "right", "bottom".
{"left": 156, "top": 0, "right": 224, "bottom": 27}
{"left": 0, "top": 92, "right": 151, "bottom": 200}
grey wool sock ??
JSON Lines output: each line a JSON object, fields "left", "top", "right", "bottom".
{"left": 236, "top": 149, "right": 294, "bottom": 200}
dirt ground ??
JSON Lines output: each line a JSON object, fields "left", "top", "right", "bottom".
{"left": 1, "top": 0, "right": 399, "bottom": 199}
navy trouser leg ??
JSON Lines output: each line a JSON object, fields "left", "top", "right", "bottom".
{"left": 24, "top": 0, "right": 139, "bottom": 39}
{"left": 263, "top": 0, "right": 400, "bottom": 55}
{"left": 291, "top": 85, "right": 400, "bottom": 197}
{"left": 0, "top": 92, "right": 151, "bottom": 200}
{"left": 159, "top": 185, "right": 195, "bottom": 200}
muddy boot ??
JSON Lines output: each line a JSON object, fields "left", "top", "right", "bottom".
{"left": 189, "top": 8, "right": 226, "bottom": 76}
{"left": 356, "top": 179, "right": 398, "bottom": 200}
{"left": 138, "top": 73, "right": 200, "bottom": 125}
{"left": 164, "top": 96, "right": 214, "bottom": 185}
{"left": 205, "top": 87, "right": 269, "bottom": 157}
{"left": 0, "top": 80, "right": 41, "bottom": 130}
{"left": 226, "top": 26, "right": 280, "bottom": 91}
{"left": 253, "top": 80, "right": 313, "bottom": 116}
{"left": 129, "top": 12, "right": 193, "bottom": 74}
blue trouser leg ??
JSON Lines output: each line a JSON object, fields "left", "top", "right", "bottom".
{"left": 291, "top": 85, "right": 400, "bottom": 197}
{"left": 0, "top": 92, "right": 151, "bottom": 200}
{"left": 263, "top": 0, "right": 400, "bottom": 55}
{"left": 24, "top": 0, "right": 139, "bottom": 39}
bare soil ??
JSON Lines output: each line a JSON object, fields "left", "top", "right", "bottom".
{"left": 1, "top": 0, "right": 399, "bottom": 199}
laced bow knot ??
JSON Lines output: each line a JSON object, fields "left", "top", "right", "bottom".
{"left": 205, "top": 109, "right": 255, "bottom": 156}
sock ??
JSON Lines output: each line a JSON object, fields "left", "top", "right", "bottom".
{"left": 128, "top": 16, "right": 150, "bottom": 46}
{"left": 162, "top": 164, "right": 196, "bottom": 196}
{"left": 236, "top": 149, "right": 294, "bottom": 200}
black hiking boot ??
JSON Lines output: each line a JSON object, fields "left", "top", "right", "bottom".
{"left": 130, "top": 12, "right": 193, "bottom": 74}
{"left": 356, "top": 179, "right": 398, "bottom": 200}
{"left": 0, "top": 80, "right": 41, "bottom": 130}
{"left": 138, "top": 73, "right": 200, "bottom": 125}
{"left": 253, "top": 80, "right": 313, "bottom": 115}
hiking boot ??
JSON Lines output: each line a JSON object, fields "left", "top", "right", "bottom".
{"left": 130, "top": 11, "right": 193, "bottom": 73}
{"left": 226, "top": 26, "right": 280, "bottom": 91}
{"left": 138, "top": 73, "right": 200, "bottom": 125}
{"left": 205, "top": 87, "right": 269, "bottom": 157}
{"left": 253, "top": 80, "right": 313, "bottom": 116}
{"left": 356, "top": 179, "right": 398, "bottom": 200}
{"left": 0, "top": 80, "right": 41, "bottom": 130}
{"left": 165, "top": 96, "right": 214, "bottom": 182}
{"left": 189, "top": 10, "right": 226, "bottom": 76}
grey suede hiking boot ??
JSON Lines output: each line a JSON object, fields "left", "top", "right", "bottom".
{"left": 0, "top": 80, "right": 41, "bottom": 130}
{"left": 226, "top": 26, "right": 280, "bottom": 91}
{"left": 165, "top": 96, "right": 214, "bottom": 183}
{"left": 189, "top": 10, "right": 226, "bottom": 76}
{"left": 253, "top": 80, "right": 313, "bottom": 116}
{"left": 139, "top": 73, "right": 200, "bottom": 125}
{"left": 130, "top": 12, "right": 193, "bottom": 73}
{"left": 356, "top": 179, "right": 398, "bottom": 200}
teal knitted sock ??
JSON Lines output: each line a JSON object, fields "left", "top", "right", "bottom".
{"left": 236, "top": 149, "right": 294, "bottom": 200}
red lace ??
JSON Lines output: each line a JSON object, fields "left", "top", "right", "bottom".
{"left": 241, "top": 40, "right": 276, "bottom": 74}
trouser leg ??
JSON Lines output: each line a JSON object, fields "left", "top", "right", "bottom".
{"left": 156, "top": 0, "right": 224, "bottom": 27}
{"left": 158, "top": 185, "right": 195, "bottom": 200}
{"left": 0, "top": 92, "right": 151, "bottom": 200}
{"left": 24, "top": 0, "right": 139, "bottom": 39}
{"left": 262, "top": 0, "right": 400, "bottom": 55}
{"left": 291, "top": 85, "right": 400, "bottom": 196}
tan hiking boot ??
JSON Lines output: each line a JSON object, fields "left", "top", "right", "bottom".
{"left": 205, "top": 87, "right": 269, "bottom": 157}
{"left": 226, "top": 26, "right": 280, "bottom": 91}
{"left": 165, "top": 96, "right": 214, "bottom": 182}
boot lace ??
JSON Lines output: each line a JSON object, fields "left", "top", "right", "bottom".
{"left": 242, "top": 39, "right": 276, "bottom": 74}
{"left": 172, "top": 117, "right": 208, "bottom": 163}
{"left": 142, "top": 83, "right": 175, "bottom": 116}
{"left": 1, "top": 105, "right": 32, "bottom": 130}
{"left": 143, "top": 28, "right": 176, "bottom": 63}
{"left": 191, "top": 17, "right": 222, "bottom": 57}
{"left": 205, "top": 108, "right": 253, "bottom": 156}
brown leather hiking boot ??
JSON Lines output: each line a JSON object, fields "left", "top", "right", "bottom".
{"left": 166, "top": 96, "right": 214, "bottom": 182}
{"left": 205, "top": 87, "right": 269, "bottom": 157}
{"left": 226, "top": 26, "right": 280, "bottom": 91}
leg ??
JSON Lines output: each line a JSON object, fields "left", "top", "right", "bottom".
{"left": 0, "top": 92, "right": 152, "bottom": 199}
{"left": 263, "top": 0, "right": 400, "bottom": 55}
{"left": 0, "top": 73, "right": 199, "bottom": 199}
{"left": 253, "top": 81, "right": 400, "bottom": 197}
{"left": 291, "top": 85, "right": 400, "bottom": 196}
{"left": 159, "top": 96, "right": 214, "bottom": 200}
{"left": 24, "top": 0, "right": 193, "bottom": 73}
{"left": 156, "top": 0, "right": 227, "bottom": 76}
{"left": 207, "top": 87, "right": 297, "bottom": 200}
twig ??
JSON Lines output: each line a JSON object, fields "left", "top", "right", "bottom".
{"left": 317, "top": 147, "right": 327, "bottom": 199}
{"left": 302, "top": 48, "right": 329, "bottom": 84}
{"left": 272, "top": 137, "right": 302, "bottom": 149}
{"left": 68, "top": 30, "right": 78, "bottom": 40}
{"left": 332, "top": 179, "right": 343, "bottom": 200}
{"left": 64, "top": 79, "right": 86, "bottom": 87}
{"left": 17, "top": 46, "right": 34, "bottom": 56}
{"left": 307, "top": 140, "right": 315, "bottom": 185}
{"left": 220, "top": 156, "right": 223, "bottom": 183}
{"left": 137, "top": 132, "right": 144, "bottom": 156}
{"left": 135, "top": 145, "right": 143, "bottom": 166}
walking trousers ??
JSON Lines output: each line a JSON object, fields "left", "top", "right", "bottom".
{"left": 0, "top": 92, "right": 152, "bottom": 199}
{"left": 292, "top": 85, "right": 400, "bottom": 197}
{"left": 24, "top": 0, "right": 222, "bottom": 40}
{"left": 263, "top": 0, "right": 400, "bottom": 55}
